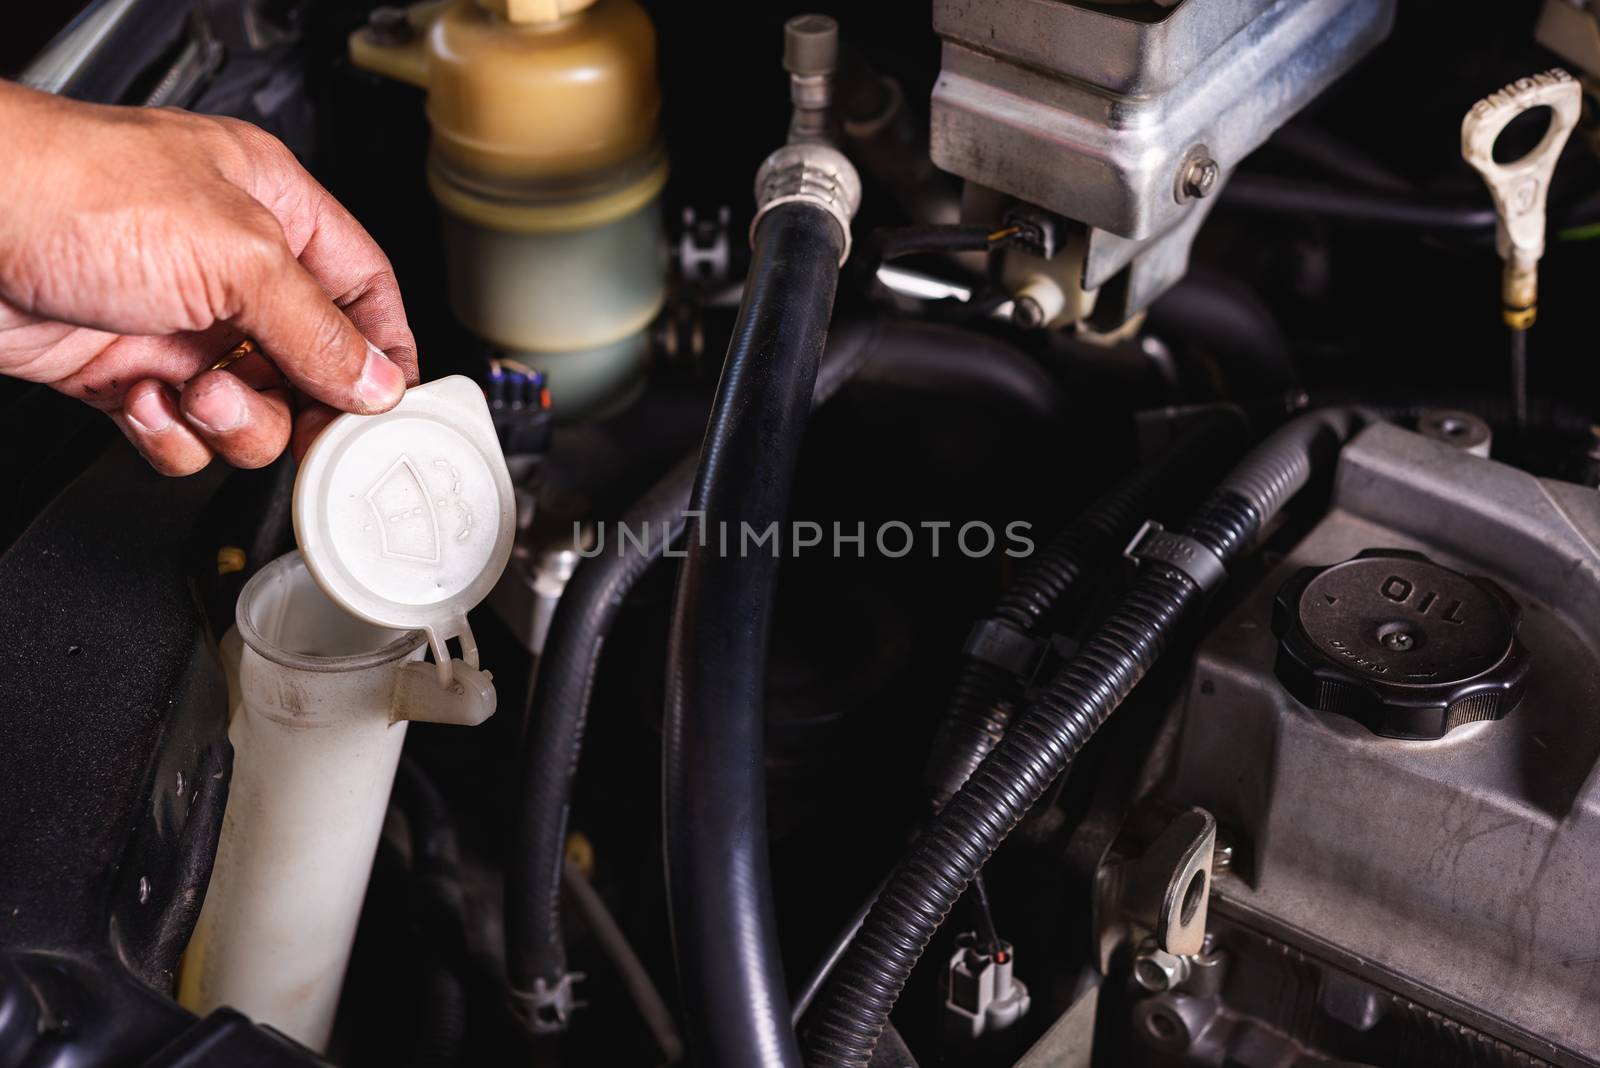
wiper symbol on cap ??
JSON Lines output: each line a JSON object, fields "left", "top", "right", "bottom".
{"left": 365, "top": 454, "right": 442, "bottom": 565}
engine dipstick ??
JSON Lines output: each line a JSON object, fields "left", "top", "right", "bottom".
{"left": 1460, "top": 68, "right": 1580, "bottom": 425}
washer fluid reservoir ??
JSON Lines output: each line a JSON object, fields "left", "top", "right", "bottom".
{"left": 179, "top": 378, "right": 515, "bottom": 1049}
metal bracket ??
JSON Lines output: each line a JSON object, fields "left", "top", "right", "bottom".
{"left": 1093, "top": 807, "right": 1217, "bottom": 973}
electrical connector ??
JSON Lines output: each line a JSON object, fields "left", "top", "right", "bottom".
{"left": 486, "top": 360, "right": 553, "bottom": 456}
{"left": 946, "top": 934, "right": 1030, "bottom": 1040}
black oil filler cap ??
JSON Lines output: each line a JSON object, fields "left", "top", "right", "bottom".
{"left": 1273, "top": 550, "right": 1529, "bottom": 739}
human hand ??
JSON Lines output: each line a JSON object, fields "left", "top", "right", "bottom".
{"left": 0, "top": 81, "right": 417, "bottom": 474}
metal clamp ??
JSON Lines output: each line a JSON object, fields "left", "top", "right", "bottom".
{"left": 1461, "top": 68, "right": 1581, "bottom": 329}
{"left": 751, "top": 143, "right": 862, "bottom": 264}
{"left": 1124, "top": 520, "right": 1226, "bottom": 596}
{"left": 510, "top": 972, "right": 586, "bottom": 1034}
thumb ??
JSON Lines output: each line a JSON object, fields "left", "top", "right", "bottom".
{"left": 226, "top": 236, "right": 407, "bottom": 414}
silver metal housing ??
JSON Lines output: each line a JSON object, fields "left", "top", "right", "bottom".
{"left": 1153, "top": 422, "right": 1600, "bottom": 1066}
{"left": 930, "top": 0, "right": 1396, "bottom": 240}
{"left": 929, "top": 0, "right": 1395, "bottom": 320}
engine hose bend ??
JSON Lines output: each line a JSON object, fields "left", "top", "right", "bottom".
{"left": 504, "top": 316, "right": 881, "bottom": 999}
{"left": 804, "top": 408, "right": 1367, "bottom": 1068}
{"left": 504, "top": 316, "right": 1060, "bottom": 1007}
{"left": 663, "top": 201, "right": 844, "bottom": 1068}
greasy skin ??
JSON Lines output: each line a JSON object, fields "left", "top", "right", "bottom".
{"left": 0, "top": 81, "right": 418, "bottom": 475}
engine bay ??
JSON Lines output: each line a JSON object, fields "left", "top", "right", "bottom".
{"left": 3, "top": 2, "right": 1600, "bottom": 1067}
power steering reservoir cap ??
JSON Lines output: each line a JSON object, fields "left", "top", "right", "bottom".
{"left": 293, "top": 375, "right": 515, "bottom": 683}
{"left": 1272, "top": 549, "right": 1528, "bottom": 739}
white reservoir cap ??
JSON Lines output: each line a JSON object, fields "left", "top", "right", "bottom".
{"left": 292, "top": 375, "right": 515, "bottom": 684}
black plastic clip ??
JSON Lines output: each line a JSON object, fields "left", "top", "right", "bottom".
{"left": 962, "top": 617, "right": 1047, "bottom": 679}
{"left": 1123, "top": 520, "right": 1227, "bottom": 596}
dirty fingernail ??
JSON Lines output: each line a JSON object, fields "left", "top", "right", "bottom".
{"left": 356, "top": 343, "right": 406, "bottom": 409}
{"left": 126, "top": 389, "right": 173, "bottom": 433}
{"left": 186, "top": 378, "right": 247, "bottom": 433}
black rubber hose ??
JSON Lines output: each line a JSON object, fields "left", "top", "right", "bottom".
{"left": 1268, "top": 124, "right": 1414, "bottom": 194}
{"left": 1221, "top": 173, "right": 1498, "bottom": 233}
{"left": 1222, "top": 173, "right": 1600, "bottom": 240}
{"left": 393, "top": 754, "right": 466, "bottom": 942}
{"left": 389, "top": 756, "right": 469, "bottom": 1068}
{"left": 663, "top": 202, "right": 844, "bottom": 1068}
{"left": 505, "top": 318, "right": 875, "bottom": 998}
{"left": 804, "top": 409, "right": 1366, "bottom": 1068}
{"left": 851, "top": 224, "right": 1007, "bottom": 291}
{"left": 923, "top": 409, "right": 1244, "bottom": 810}
{"left": 1147, "top": 273, "right": 1298, "bottom": 395}
{"left": 869, "top": 224, "right": 997, "bottom": 261}
{"left": 505, "top": 318, "right": 1061, "bottom": 1003}
{"left": 410, "top": 965, "right": 468, "bottom": 1068}
{"left": 394, "top": 755, "right": 461, "bottom": 879}
{"left": 847, "top": 320, "right": 1062, "bottom": 421}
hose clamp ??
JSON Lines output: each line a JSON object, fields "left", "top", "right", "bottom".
{"left": 752, "top": 143, "right": 862, "bottom": 264}
{"left": 1124, "top": 520, "right": 1226, "bottom": 596}
{"left": 511, "top": 972, "right": 585, "bottom": 1034}
{"left": 962, "top": 617, "right": 1046, "bottom": 679}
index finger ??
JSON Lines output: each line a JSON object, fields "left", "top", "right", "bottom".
{"left": 221, "top": 227, "right": 409, "bottom": 415}
{"left": 247, "top": 150, "right": 419, "bottom": 387}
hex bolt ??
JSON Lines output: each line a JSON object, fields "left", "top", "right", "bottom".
{"left": 1180, "top": 155, "right": 1220, "bottom": 201}
{"left": 1133, "top": 944, "right": 1191, "bottom": 993}
{"left": 1211, "top": 838, "right": 1234, "bottom": 874}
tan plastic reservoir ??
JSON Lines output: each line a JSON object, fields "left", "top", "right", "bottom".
{"left": 352, "top": 0, "right": 667, "bottom": 416}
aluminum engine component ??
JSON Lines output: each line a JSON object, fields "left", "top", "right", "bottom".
{"left": 929, "top": 0, "right": 1395, "bottom": 319}
{"left": 1094, "top": 808, "right": 1217, "bottom": 972}
{"left": 1153, "top": 421, "right": 1600, "bottom": 1066}
{"left": 1417, "top": 408, "right": 1493, "bottom": 457}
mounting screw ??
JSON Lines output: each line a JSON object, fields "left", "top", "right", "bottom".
{"left": 1211, "top": 837, "right": 1234, "bottom": 875}
{"left": 1381, "top": 629, "right": 1415, "bottom": 651}
{"left": 1176, "top": 147, "right": 1219, "bottom": 203}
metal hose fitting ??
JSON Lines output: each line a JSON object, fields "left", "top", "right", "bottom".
{"left": 752, "top": 143, "right": 862, "bottom": 264}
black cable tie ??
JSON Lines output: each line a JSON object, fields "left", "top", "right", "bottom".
{"left": 1123, "top": 520, "right": 1227, "bottom": 596}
